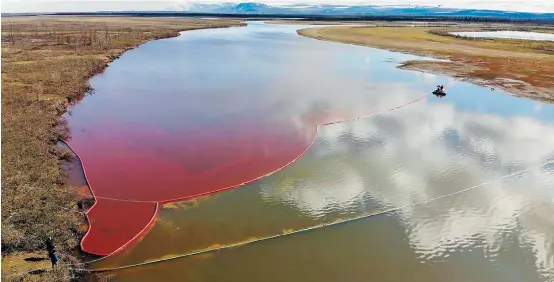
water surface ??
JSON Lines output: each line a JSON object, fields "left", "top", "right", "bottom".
{"left": 66, "top": 22, "right": 554, "bottom": 281}
{"left": 451, "top": 31, "right": 554, "bottom": 41}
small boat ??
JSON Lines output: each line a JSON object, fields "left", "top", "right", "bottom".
{"left": 433, "top": 86, "right": 446, "bottom": 97}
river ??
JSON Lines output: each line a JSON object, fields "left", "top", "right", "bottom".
{"left": 64, "top": 22, "right": 554, "bottom": 282}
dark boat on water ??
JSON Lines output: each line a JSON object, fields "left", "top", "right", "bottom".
{"left": 433, "top": 85, "right": 446, "bottom": 97}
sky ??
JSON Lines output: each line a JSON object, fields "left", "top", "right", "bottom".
{"left": 2, "top": 0, "right": 554, "bottom": 14}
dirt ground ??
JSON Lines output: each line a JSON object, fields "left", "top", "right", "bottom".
{"left": 2, "top": 252, "right": 51, "bottom": 274}
{"left": 298, "top": 24, "right": 554, "bottom": 103}
{"left": 1, "top": 16, "right": 244, "bottom": 281}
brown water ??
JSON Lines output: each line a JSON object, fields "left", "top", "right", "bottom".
{"left": 70, "top": 22, "right": 554, "bottom": 281}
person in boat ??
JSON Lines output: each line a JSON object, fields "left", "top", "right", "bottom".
{"left": 434, "top": 85, "right": 445, "bottom": 95}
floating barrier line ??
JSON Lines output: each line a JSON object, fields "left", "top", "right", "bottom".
{"left": 58, "top": 92, "right": 432, "bottom": 258}
{"left": 59, "top": 137, "right": 160, "bottom": 257}
{"left": 56, "top": 93, "right": 432, "bottom": 204}
{"left": 58, "top": 138, "right": 157, "bottom": 204}
{"left": 9, "top": 93, "right": 433, "bottom": 205}
{"left": 320, "top": 94, "right": 431, "bottom": 126}
{"left": 83, "top": 159, "right": 553, "bottom": 272}
{"left": 58, "top": 125, "right": 318, "bottom": 256}
{"left": 6, "top": 93, "right": 552, "bottom": 277}
{"left": 4, "top": 184, "right": 153, "bottom": 203}
{"left": 0, "top": 206, "right": 162, "bottom": 279}
{"left": 156, "top": 125, "right": 319, "bottom": 204}
{"left": 3, "top": 92, "right": 432, "bottom": 273}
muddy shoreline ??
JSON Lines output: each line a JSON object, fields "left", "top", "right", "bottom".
{"left": 397, "top": 60, "right": 554, "bottom": 104}
{"left": 297, "top": 25, "right": 554, "bottom": 104}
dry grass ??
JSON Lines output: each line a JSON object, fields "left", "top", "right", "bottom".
{"left": 1, "top": 16, "right": 244, "bottom": 281}
{"left": 1, "top": 251, "right": 77, "bottom": 282}
{"left": 298, "top": 25, "right": 554, "bottom": 102}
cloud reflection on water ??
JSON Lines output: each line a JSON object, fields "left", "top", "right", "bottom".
{"left": 260, "top": 85, "right": 554, "bottom": 279}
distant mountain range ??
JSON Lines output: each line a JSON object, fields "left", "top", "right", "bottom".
{"left": 3, "top": 2, "right": 554, "bottom": 21}
{"left": 169, "top": 2, "right": 554, "bottom": 20}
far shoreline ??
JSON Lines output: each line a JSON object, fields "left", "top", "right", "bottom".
{"left": 297, "top": 24, "right": 554, "bottom": 104}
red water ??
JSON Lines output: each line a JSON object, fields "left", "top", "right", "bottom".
{"left": 65, "top": 24, "right": 424, "bottom": 256}
{"left": 66, "top": 114, "right": 317, "bottom": 255}
{"left": 66, "top": 89, "right": 426, "bottom": 255}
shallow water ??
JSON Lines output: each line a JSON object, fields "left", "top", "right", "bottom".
{"left": 450, "top": 31, "right": 554, "bottom": 41}
{"left": 66, "top": 22, "right": 554, "bottom": 281}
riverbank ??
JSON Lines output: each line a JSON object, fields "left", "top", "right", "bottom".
{"left": 1, "top": 16, "right": 244, "bottom": 280}
{"left": 298, "top": 25, "right": 554, "bottom": 103}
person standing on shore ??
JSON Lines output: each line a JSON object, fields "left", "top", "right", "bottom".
{"left": 45, "top": 237, "right": 59, "bottom": 268}
{"left": 45, "top": 237, "right": 54, "bottom": 254}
